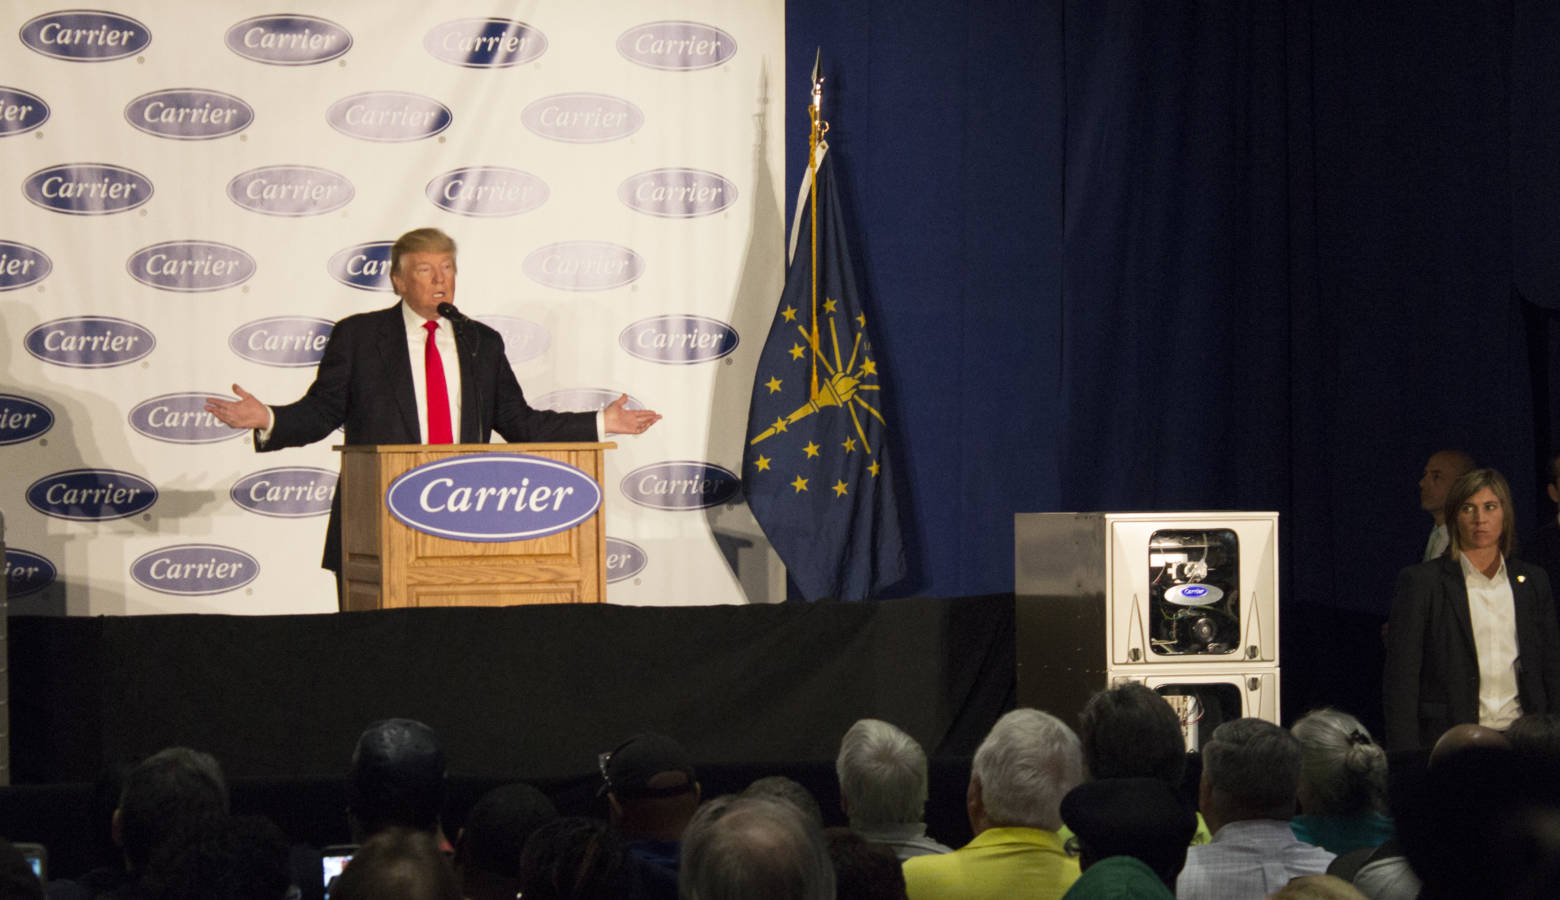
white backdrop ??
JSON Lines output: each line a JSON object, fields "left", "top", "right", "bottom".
{"left": 1, "top": 1, "right": 788, "bottom": 614}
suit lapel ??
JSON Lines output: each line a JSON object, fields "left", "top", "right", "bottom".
{"left": 454, "top": 323, "right": 480, "bottom": 443}
{"left": 1442, "top": 556, "right": 1478, "bottom": 655}
{"left": 374, "top": 304, "right": 421, "bottom": 441}
{"left": 1509, "top": 564, "right": 1538, "bottom": 665}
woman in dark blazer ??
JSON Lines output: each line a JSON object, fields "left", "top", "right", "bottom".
{"left": 1383, "top": 468, "right": 1560, "bottom": 751}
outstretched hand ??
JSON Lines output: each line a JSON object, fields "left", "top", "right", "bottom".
{"left": 205, "top": 384, "right": 270, "bottom": 430}
{"left": 603, "top": 393, "right": 661, "bottom": 436}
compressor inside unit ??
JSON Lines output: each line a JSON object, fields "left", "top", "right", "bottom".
{"left": 1148, "top": 529, "right": 1240, "bottom": 655}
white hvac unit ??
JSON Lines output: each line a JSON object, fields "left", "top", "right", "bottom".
{"left": 1108, "top": 668, "right": 1282, "bottom": 750}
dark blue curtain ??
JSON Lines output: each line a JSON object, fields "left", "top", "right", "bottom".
{"left": 784, "top": 1, "right": 1560, "bottom": 617}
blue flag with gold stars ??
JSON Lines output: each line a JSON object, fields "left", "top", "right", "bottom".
{"left": 742, "top": 148, "right": 906, "bottom": 602}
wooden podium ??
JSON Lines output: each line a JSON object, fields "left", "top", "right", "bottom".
{"left": 335, "top": 443, "right": 614, "bottom": 611}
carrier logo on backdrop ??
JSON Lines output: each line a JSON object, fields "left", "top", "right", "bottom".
{"left": 25, "top": 316, "right": 155, "bottom": 368}
{"left": 0, "top": 241, "right": 52, "bottom": 290}
{"left": 427, "top": 167, "right": 547, "bottom": 217}
{"left": 327, "top": 92, "right": 452, "bottom": 142}
{"left": 386, "top": 454, "right": 603, "bottom": 542}
{"left": 425, "top": 18, "right": 547, "bottom": 68}
{"left": 226, "top": 14, "right": 351, "bottom": 66}
{"left": 25, "top": 163, "right": 152, "bottom": 215}
{"left": 605, "top": 537, "right": 647, "bottom": 583}
{"left": 0, "top": 393, "right": 55, "bottom": 445}
{"left": 228, "top": 165, "right": 353, "bottom": 216}
{"left": 129, "top": 393, "right": 246, "bottom": 444}
{"left": 617, "top": 21, "right": 736, "bottom": 71}
{"left": 327, "top": 242, "right": 392, "bottom": 291}
{"left": 5, "top": 549, "right": 57, "bottom": 599}
{"left": 620, "top": 168, "right": 737, "bottom": 218}
{"left": 131, "top": 544, "right": 258, "bottom": 595}
{"left": 477, "top": 315, "right": 549, "bottom": 363}
{"left": 27, "top": 468, "right": 157, "bottom": 521}
{"left": 21, "top": 10, "right": 150, "bottom": 61}
{"left": 523, "top": 242, "right": 643, "bottom": 291}
{"left": 127, "top": 240, "right": 255, "bottom": 292}
{"left": 0, "top": 87, "right": 51, "bottom": 136}
{"left": 125, "top": 89, "right": 253, "bottom": 140}
{"left": 231, "top": 466, "right": 336, "bottom": 517}
{"left": 522, "top": 93, "right": 642, "bottom": 143}
{"left": 621, "top": 315, "right": 739, "bottom": 364}
{"left": 621, "top": 462, "right": 741, "bottom": 510}
{"left": 230, "top": 316, "right": 333, "bottom": 366}
{"left": 534, "top": 388, "right": 648, "bottom": 415}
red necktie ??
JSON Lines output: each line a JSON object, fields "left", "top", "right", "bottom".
{"left": 423, "top": 320, "right": 453, "bottom": 443}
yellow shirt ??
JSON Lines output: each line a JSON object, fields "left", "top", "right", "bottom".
{"left": 903, "top": 826, "right": 1080, "bottom": 900}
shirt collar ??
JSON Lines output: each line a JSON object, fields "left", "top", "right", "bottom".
{"left": 400, "top": 300, "right": 444, "bottom": 332}
{"left": 1457, "top": 550, "right": 1507, "bottom": 583}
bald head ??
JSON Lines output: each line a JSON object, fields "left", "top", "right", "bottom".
{"left": 1429, "top": 724, "right": 1509, "bottom": 766}
{"left": 1421, "top": 451, "right": 1475, "bottom": 523}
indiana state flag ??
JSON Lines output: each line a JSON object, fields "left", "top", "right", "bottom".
{"left": 742, "top": 147, "right": 907, "bottom": 601}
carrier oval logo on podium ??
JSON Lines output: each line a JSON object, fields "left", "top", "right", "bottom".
{"left": 131, "top": 544, "right": 258, "bottom": 595}
{"left": 21, "top": 11, "right": 150, "bottom": 61}
{"left": 386, "top": 454, "right": 602, "bottom": 542}
{"left": 5, "top": 549, "right": 57, "bottom": 599}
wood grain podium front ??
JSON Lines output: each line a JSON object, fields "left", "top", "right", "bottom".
{"left": 335, "top": 443, "right": 614, "bottom": 611}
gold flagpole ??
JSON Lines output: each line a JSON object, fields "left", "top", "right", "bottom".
{"left": 808, "top": 49, "right": 823, "bottom": 400}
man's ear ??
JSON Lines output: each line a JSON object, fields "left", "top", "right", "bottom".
{"left": 1548, "top": 482, "right": 1559, "bottom": 506}
{"left": 966, "top": 772, "right": 985, "bottom": 832}
{"left": 112, "top": 807, "right": 124, "bottom": 847}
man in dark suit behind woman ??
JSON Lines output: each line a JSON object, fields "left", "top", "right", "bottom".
{"left": 1384, "top": 468, "right": 1560, "bottom": 751}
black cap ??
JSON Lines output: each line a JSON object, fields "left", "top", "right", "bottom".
{"left": 1061, "top": 778, "right": 1196, "bottom": 886}
{"left": 601, "top": 733, "right": 696, "bottom": 800}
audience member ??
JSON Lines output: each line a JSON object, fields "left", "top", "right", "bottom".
{"left": 1525, "top": 451, "right": 1560, "bottom": 595}
{"left": 1417, "top": 450, "right": 1474, "bottom": 561}
{"left": 601, "top": 732, "right": 702, "bottom": 882}
{"left": 1268, "top": 874, "right": 1369, "bottom": 900}
{"left": 824, "top": 828, "right": 907, "bottom": 900}
{"left": 113, "top": 747, "right": 231, "bottom": 896}
{"left": 330, "top": 828, "right": 460, "bottom": 900}
{"left": 1289, "top": 709, "right": 1392, "bottom": 855}
{"left": 347, "top": 719, "right": 448, "bottom": 845}
{"left": 834, "top": 718, "right": 952, "bottom": 860}
{"left": 1426, "top": 721, "right": 1507, "bottom": 764}
{"left": 744, "top": 776, "right": 825, "bottom": 829}
{"left": 454, "top": 782, "right": 559, "bottom": 900}
{"left": 1060, "top": 778, "right": 1195, "bottom": 893}
{"left": 517, "top": 817, "right": 642, "bottom": 900}
{"left": 679, "top": 794, "right": 835, "bottom": 900}
{"left": 902, "top": 708, "right": 1084, "bottom": 900}
{"left": 1504, "top": 711, "right": 1560, "bottom": 763}
{"left": 140, "top": 815, "right": 292, "bottom": 900}
{"left": 1076, "top": 684, "right": 1209, "bottom": 845}
{"left": 1175, "top": 719, "right": 1333, "bottom": 900}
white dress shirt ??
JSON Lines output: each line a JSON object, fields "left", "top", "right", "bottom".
{"left": 1459, "top": 551, "right": 1523, "bottom": 729}
{"left": 401, "top": 302, "right": 462, "bottom": 442}
{"left": 1424, "top": 523, "right": 1449, "bottom": 561}
{"left": 1176, "top": 819, "right": 1334, "bottom": 900}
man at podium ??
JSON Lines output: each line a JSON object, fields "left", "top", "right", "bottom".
{"left": 206, "top": 227, "right": 660, "bottom": 583}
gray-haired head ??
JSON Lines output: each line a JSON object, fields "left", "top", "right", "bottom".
{"left": 835, "top": 718, "right": 929, "bottom": 829}
{"left": 1291, "top": 708, "right": 1387, "bottom": 817}
{"left": 679, "top": 795, "right": 835, "bottom": 900}
{"left": 972, "top": 708, "right": 1084, "bottom": 832}
{"left": 1202, "top": 718, "right": 1302, "bottom": 819}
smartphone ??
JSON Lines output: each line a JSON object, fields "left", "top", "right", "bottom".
{"left": 321, "top": 844, "right": 357, "bottom": 899}
{"left": 13, "top": 843, "right": 46, "bottom": 883}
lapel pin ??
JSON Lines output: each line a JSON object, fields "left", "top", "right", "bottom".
{"left": 1518, "top": 575, "right": 1527, "bottom": 583}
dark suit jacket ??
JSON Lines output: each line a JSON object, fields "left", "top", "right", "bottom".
{"left": 259, "top": 303, "right": 596, "bottom": 570}
{"left": 1383, "top": 554, "right": 1560, "bottom": 751}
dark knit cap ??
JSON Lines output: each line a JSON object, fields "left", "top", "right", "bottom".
{"left": 1061, "top": 777, "right": 1197, "bottom": 888}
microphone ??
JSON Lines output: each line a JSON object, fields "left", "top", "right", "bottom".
{"left": 436, "top": 301, "right": 471, "bottom": 323}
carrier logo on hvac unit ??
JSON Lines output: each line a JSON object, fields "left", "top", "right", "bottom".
{"left": 0, "top": 241, "right": 52, "bottom": 291}
{"left": 231, "top": 467, "right": 336, "bottom": 518}
{"left": 0, "top": 393, "right": 55, "bottom": 445}
{"left": 229, "top": 317, "right": 333, "bottom": 367}
{"left": 617, "top": 21, "right": 737, "bottom": 71}
{"left": 5, "top": 549, "right": 57, "bottom": 599}
{"left": 386, "top": 454, "right": 602, "bottom": 542}
{"left": 129, "top": 393, "right": 247, "bottom": 444}
{"left": 25, "top": 316, "right": 155, "bottom": 368}
{"left": 228, "top": 165, "right": 353, "bottom": 216}
{"left": 425, "top": 18, "right": 547, "bottom": 68}
{"left": 24, "top": 163, "right": 152, "bottom": 215}
{"left": 226, "top": 15, "right": 351, "bottom": 66}
{"left": 327, "top": 241, "right": 393, "bottom": 291}
{"left": 621, "top": 462, "right": 741, "bottom": 510}
{"left": 0, "top": 87, "right": 51, "bottom": 137}
{"left": 27, "top": 468, "right": 157, "bottom": 521}
{"left": 125, "top": 89, "right": 253, "bottom": 140}
{"left": 127, "top": 240, "right": 255, "bottom": 292}
{"left": 21, "top": 10, "right": 150, "bottom": 61}
{"left": 131, "top": 544, "right": 258, "bottom": 596}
